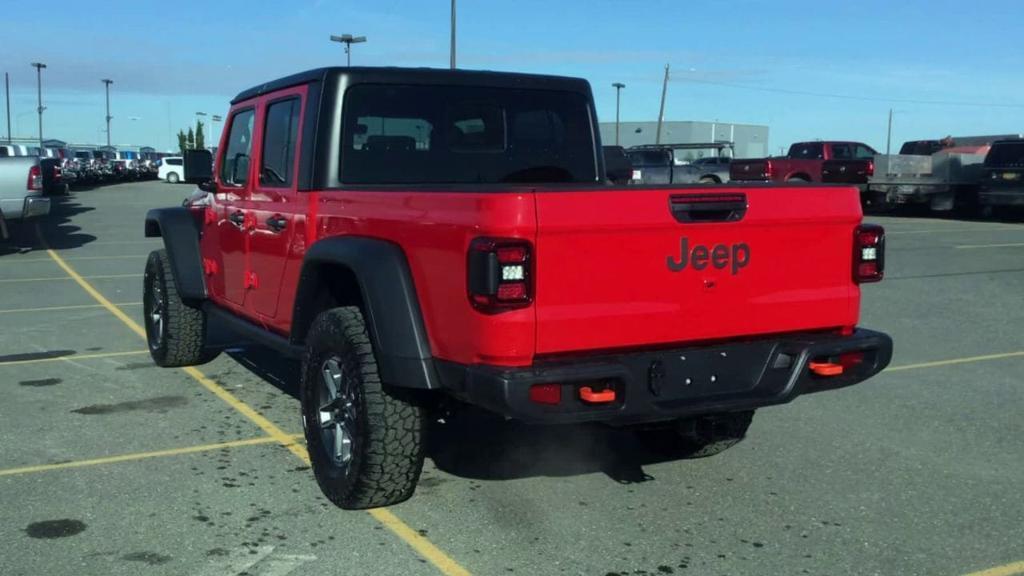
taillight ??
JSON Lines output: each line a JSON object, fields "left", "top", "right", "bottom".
{"left": 27, "top": 165, "right": 42, "bottom": 190}
{"left": 866, "top": 160, "right": 875, "bottom": 177}
{"left": 854, "top": 224, "right": 885, "bottom": 283}
{"left": 467, "top": 237, "right": 533, "bottom": 313}
{"left": 763, "top": 159, "right": 773, "bottom": 179}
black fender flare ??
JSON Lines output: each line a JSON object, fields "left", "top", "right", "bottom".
{"left": 291, "top": 237, "right": 438, "bottom": 390}
{"left": 144, "top": 207, "right": 207, "bottom": 300}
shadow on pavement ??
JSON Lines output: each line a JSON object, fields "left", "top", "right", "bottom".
{"left": 1, "top": 194, "right": 98, "bottom": 255}
{"left": 225, "top": 344, "right": 673, "bottom": 484}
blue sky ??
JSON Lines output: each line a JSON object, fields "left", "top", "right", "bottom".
{"left": 4, "top": 0, "right": 1023, "bottom": 152}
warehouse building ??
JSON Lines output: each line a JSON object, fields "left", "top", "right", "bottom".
{"left": 599, "top": 121, "right": 770, "bottom": 160}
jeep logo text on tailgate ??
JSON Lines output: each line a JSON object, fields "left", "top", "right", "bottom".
{"left": 667, "top": 238, "right": 750, "bottom": 274}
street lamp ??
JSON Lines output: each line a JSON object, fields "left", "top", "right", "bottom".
{"left": 450, "top": 0, "right": 456, "bottom": 69}
{"left": 211, "top": 114, "right": 223, "bottom": 147}
{"left": 30, "top": 62, "right": 46, "bottom": 150}
{"left": 612, "top": 82, "right": 625, "bottom": 146}
{"left": 329, "top": 34, "right": 367, "bottom": 67}
{"left": 102, "top": 79, "right": 113, "bottom": 147}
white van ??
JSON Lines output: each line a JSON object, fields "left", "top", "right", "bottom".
{"left": 158, "top": 157, "right": 184, "bottom": 183}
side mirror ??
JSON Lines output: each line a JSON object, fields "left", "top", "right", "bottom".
{"left": 198, "top": 180, "right": 217, "bottom": 193}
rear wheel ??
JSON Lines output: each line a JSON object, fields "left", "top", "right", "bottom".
{"left": 166, "top": 172, "right": 180, "bottom": 184}
{"left": 786, "top": 176, "right": 810, "bottom": 183}
{"left": 699, "top": 176, "right": 719, "bottom": 184}
{"left": 300, "top": 307, "right": 426, "bottom": 509}
{"left": 637, "top": 411, "right": 754, "bottom": 459}
{"left": 143, "top": 250, "right": 216, "bottom": 367}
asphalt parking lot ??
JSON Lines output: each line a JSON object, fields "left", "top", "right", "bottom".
{"left": 1, "top": 180, "right": 1022, "bottom": 576}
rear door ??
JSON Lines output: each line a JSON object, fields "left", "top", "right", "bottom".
{"left": 533, "top": 186, "right": 861, "bottom": 355}
{"left": 246, "top": 89, "right": 306, "bottom": 324}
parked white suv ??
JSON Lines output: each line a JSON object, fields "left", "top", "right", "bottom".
{"left": 158, "top": 157, "right": 184, "bottom": 183}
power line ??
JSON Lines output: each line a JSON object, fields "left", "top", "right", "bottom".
{"left": 673, "top": 76, "right": 1024, "bottom": 109}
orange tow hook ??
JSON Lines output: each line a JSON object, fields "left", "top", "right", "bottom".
{"left": 809, "top": 361, "right": 844, "bottom": 377}
{"left": 579, "top": 386, "right": 616, "bottom": 404}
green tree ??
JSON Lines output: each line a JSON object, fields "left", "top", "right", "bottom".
{"left": 195, "top": 120, "right": 205, "bottom": 150}
{"left": 186, "top": 127, "right": 195, "bottom": 151}
{"left": 177, "top": 130, "right": 188, "bottom": 156}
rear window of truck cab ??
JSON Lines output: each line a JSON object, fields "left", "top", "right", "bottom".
{"left": 985, "top": 141, "right": 1024, "bottom": 167}
{"left": 339, "top": 84, "right": 598, "bottom": 185}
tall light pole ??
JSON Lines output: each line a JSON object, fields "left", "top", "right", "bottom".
{"left": 211, "top": 114, "right": 222, "bottom": 148}
{"left": 886, "top": 108, "right": 893, "bottom": 156}
{"left": 102, "top": 79, "right": 113, "bottom": 147}
{"left": 612, "top": 83, "right": 625, "bottom": 146}
{"left": 655, "top": 64, "right": 669, "bottom": 145}
{"left": 30, "top": 62, "right": 46, "bottom": 150}
{"left": 329, "top": 34, "right": 367, "bottom": 67}
{"left": 5, "top": 72, "right": 10, "bottom": 142}
{"left": 450, "top": 0, "right": 457, "bottom": 69}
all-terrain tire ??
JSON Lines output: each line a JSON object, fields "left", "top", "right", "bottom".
{"left": 301, "top": 307, "right": 425, "bottom": 509}
{"left": 143, "top": 249, "right": 216, "bottom": 367}
{"left": 637, "top": 410, "right": 755, "bottom": 459}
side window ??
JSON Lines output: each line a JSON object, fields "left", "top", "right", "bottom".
{"left": 855, "top": 145, "right": 876, "bottom": 159}
{"left": 831, "top": 143, "right": 853, "bottom": 159}
{"left": 260, "top": 98, "right": 301, "bottom": 187}
{"left": 790, "top": 143, "right": 824, "bottom": 159}
{"left": 219, "top": 109, "right": 255, "bottom": 186}
{"left": 167, "top": 158, "right": 183, "bottom": 166}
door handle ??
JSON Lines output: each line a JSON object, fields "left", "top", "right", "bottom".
{"left": 228, "top": 210, "right": 245, "bottom": 228}
{"left": 266, "top": 214, "right": 288, "bottom": 233}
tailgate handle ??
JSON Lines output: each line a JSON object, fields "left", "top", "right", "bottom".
{"left": 669, "top": 193, "right": 747, "bottom": 223}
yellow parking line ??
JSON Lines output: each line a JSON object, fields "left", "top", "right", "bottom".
{"left": 0, "top": 302, "right": 142, "bottom": 314}
{"left": 963, "top": 561, "right": 1024, "bottom": 576}
{"left": 0, "top": 436, "right": 288, "bottom": 478}
{"left": 0, "top": 273, "right": 140, "bottom": 284}
{"left": 44, "top": 247, "right": 473, "bottom": 576}
{"left": 888, "top": 351, "right": 1024, "bottom": 372}
{"left": 955, "top": 242, "right": 1024, "bottom": 249}
{"left": 0, "top": 349, "right": 149, "bottom": 367}
{"left": 0, "top": 255, "right": 148, "bottom": 263}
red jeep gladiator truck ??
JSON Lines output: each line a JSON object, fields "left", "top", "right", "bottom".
{"left": 730, "top": 141, "right": 877, "bottom": 184}
{"left": 142, "top": 67, "right": 893, "bottom": 509}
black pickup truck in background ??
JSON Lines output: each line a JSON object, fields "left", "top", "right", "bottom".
{"left": 979, "top": 139, "right": 1024, "bottom": 215}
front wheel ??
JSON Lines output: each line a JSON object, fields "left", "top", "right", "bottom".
{"left": 636, "top": 411, "right": 754, "bottom": 459}
{"left": 143, "top": 250, "right": 216, "bottom": 367}
{"left": 301, "top": 307, "right": 426, "bottom": 509}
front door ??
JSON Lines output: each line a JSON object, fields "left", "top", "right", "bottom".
{"left": 246, "top": 92, "right": 305, "bottom": 323}
{"left": 211, "top": 106, "right": 257, "bottom": 308}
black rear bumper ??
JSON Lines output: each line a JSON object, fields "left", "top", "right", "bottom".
{"left": 437, "top": 329, "right": 893, "bottom": 425}
{"left": 979, "top": 189, "right": 1024, "bottom": 207}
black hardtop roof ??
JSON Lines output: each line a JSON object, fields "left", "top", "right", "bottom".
{"left": 231, "top": 66, "right": 592, "bottom": 105}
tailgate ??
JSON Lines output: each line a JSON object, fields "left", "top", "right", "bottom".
{"left": 729, "top": 159, "right": 769, "bottom": 181}
{"left": 821, "top": 159, "right": 873, "bottom": 184}
{"left": 533, "top": 186, "right": 861, "bottom": 355}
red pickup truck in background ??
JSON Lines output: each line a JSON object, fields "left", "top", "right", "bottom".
{"left": 731, "top": 141, "right": 877, "bottom": 184}
{"left": 143, "top": 67, "right": 893, "bottom": 509}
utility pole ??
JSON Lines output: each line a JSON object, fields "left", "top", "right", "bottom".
{"left": 30, "top": 62, "right": 46, "bottom": 150}
{"left": 329, "top": 34, "right": 367, "bottom": 67}
{"left": 450, "top": 0, "right": 457, "bottom": 69}
{"left": 612, "top": 82, "right": 625, "bottom": 146}
{"left": 886, "top": 108, "right": 893, "bottom": 156}
{"left": 655, "top": 64, "right": 669, "bottom": 145}
{"left": 102, "top": 79, "right": 113, "bottom": 147}
{"left": 4, "top": 72, "right": 10, "bottom": 142}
